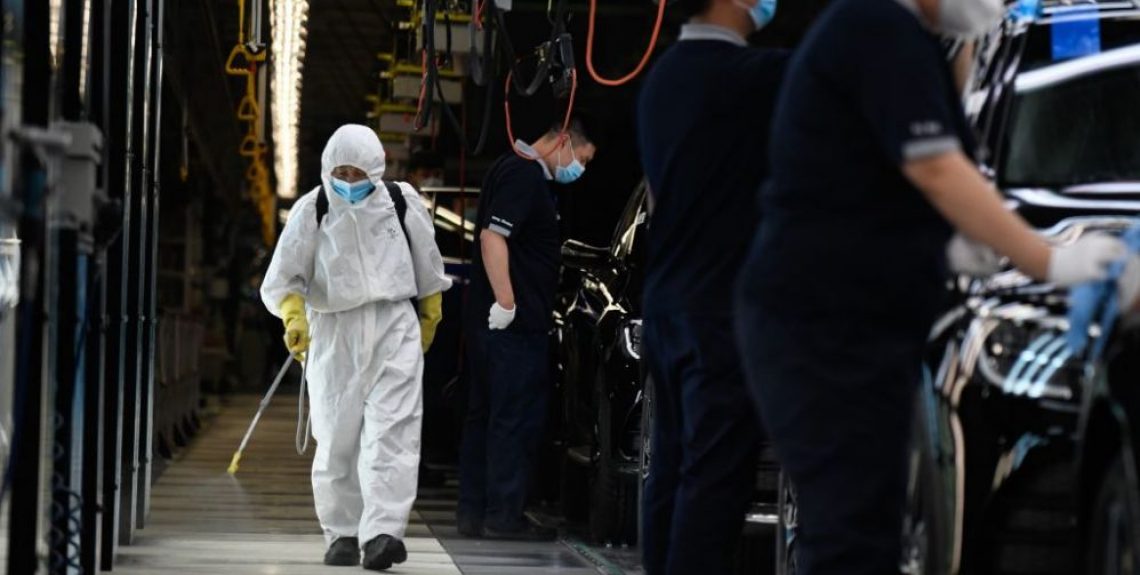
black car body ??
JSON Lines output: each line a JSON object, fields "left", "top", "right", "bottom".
{"left": 554, "top": 182, "right": 783, "bottom": 558}
{"left": 553, "top": 181, "right": 650, "bottom": 545}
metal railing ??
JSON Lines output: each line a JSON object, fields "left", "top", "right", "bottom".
{"left": 154, "top": 314, "right": 204, "bottom": 460}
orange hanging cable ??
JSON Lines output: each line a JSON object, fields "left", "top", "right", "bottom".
{"left": 585, "top": 0, "right": 667, "bottom": 87}
{"left": 475, "top": 0, "right": 487, "bottom": 30}
{"left": 415, "top": 50, "right": 431, "bottom": 129}
{"left": 504, "top": 68, "right": 577, "bottom": 160}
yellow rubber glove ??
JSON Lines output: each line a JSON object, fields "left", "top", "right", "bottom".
{"left": 279, "top": 293, "right": 310, "bottom": 361}
{"left": 419, "top": 292, "right": 443, "bottom": 353}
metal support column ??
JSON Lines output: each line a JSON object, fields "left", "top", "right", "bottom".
{"left": 49, "top": 123, "right": 103, "bottom": 575}
{"left": 136, "top": 0, "right": 161, "bottom": 528}
{"left": 83, "top": 0, "right": 109, "bottom": 568}
{"left": 8, "top": 0, "right": 58, "bottom": 571}
{"left": 117, "top": 0, "right": 144, "bottom": 547}
{"left": 101, "top": 0, "right": 136, "bottom": 566}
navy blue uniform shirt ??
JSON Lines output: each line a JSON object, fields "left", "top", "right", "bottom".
{"left": 468, "top": 152, "right": 561, "bottom": 334}
{"left": 637, "top": 25, "right": 788, "bottom": 319}
{"left": 738, "top": 0, "right": 976, "bottom": 329}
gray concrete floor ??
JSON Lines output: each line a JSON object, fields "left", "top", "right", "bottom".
{"left": 115, "top": 394, "right": 620, "bottom": 574}
{"left": 115, "top": 395, "right": 459, "bottom": 574}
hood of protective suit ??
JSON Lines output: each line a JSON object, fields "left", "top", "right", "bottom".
{"left": 320, "top": 125, "right": 387, "bottom": 195}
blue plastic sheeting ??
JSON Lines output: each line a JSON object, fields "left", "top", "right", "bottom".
{"left": 1052, "top": 5, "right": 1102, "bottom": 61}
{"left": 1013, "top": 0, "right": 1041, "bottom": 22}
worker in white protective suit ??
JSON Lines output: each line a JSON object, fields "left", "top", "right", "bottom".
{"left": 260, "top": 124, "right": 451, "bottom": 571}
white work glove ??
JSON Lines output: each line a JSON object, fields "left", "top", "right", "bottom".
{"left": 946, "top": 234, "right": 1003, "bottom": 277}
{"left": 1048, "top": 234, "right": 1129, "bottom": 287}
{"left": 1118, "top": 255, "right": 1140, "bottom": 312}
{"left": 488, "top": 302, "right": 516, "bottom": 330}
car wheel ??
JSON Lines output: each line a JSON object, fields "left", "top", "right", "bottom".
{"left": 588, "top": 368, "right": 639, "bottom": 546}
{"left": 1087, "top": 455, "right": 1140, "bottom": 575}
{"left": 776, "top": 472, "right": 798, "bottom": 575}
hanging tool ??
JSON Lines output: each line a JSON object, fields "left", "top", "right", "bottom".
{"left": 224, "top": 0, "right": 273, "bottom": 245}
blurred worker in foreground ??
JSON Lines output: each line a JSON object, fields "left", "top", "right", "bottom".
{"left": 635, "top": 0, "right": 785, "bottom": 571}
{"left": 260, "top": 125, "right": 451, "bottom": 570}
{"left": 734, "top": 0, "right": 1140, "bottom": 573}
{"left": 458, "top": 118, "right": 596, "bottom": 541}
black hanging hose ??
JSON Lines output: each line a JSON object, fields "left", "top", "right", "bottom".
{"left": 428, "top": 0, "right": 571, "bottom": 154}
{"left": 492, "top": 0, "right": 548, "bottom": 98}
{"left": 469, "top": 0, "right": 498, "bottom": 154}
{"left": 472, "top": 53, "right": 496, "bottom": 155}
{"left": 421, "top": 0, "right": 469, "bottom": 149}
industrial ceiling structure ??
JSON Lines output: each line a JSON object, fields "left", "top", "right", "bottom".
{"left": 200, "top": 0, "right": 834, "bottom": 244}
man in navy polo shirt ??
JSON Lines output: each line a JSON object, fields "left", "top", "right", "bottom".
{"left": 735, "top": 0, "right": 1136, "bottom": 572}
{"left": 459, "top": 119, "right": 596, "bottom": 541}
{"left": 636, "top": 0, "right": 785, "bottom": 572}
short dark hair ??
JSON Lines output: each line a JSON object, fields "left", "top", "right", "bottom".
{"left": 547, "top": 116, "right": 593, "bottom": 147}
{"left": 408, "top": 150, "right": 444, "bottom": 172}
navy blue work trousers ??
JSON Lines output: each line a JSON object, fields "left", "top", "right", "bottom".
{"left": 642, "top": 314, "right": 760, "bottom": 575}
{"left": 458, "top": 327, "right": 551, "bottom": 531}
{"left": 736, "top": 303, "right": 923, "bottom": 575}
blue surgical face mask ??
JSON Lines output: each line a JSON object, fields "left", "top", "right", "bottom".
{"left": 735, "top": 0, "right": 777, "bottom": 30}
{"left": 554, "top": 143, "right": 586, "bottom": 184}
{"left": 330, "top": 177, "right": 375, "bottom": 204}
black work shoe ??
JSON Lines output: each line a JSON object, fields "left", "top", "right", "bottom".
{"left": 362, "top": 535, "right": 408, "bottom": 571}
{"left": 324, "top": 537, "right": 360, "bottom": 567}
{"left": 456, "top": 516, "right": 483, "bottom": 538}
{"left": 483, "top": 522, "right": 557, "bottom": 542}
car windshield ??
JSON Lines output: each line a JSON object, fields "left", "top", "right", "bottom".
{"left": 1001, "top": 56, "right": 1140, "bottom": 188}
{"left": 611, "top": 182, "right": 647, "bottom": 260}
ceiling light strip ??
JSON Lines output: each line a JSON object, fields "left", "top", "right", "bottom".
{"left": 270, "top": 0, "right": 309, "bottom": 199}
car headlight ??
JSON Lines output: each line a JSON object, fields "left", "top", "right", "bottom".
{"left": 620, "top": 319, "right": 643, "bottom": 361}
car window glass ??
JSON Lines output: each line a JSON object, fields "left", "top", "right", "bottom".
{"left": 612, "top": 182, "right": 647, "bottom": 260}
{"left": 1002, "top": 62, "right": 1140, "bottom": 187}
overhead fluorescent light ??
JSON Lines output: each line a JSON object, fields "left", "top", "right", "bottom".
{"left": 270, "top": 0, "right": 310, "bottom": 199}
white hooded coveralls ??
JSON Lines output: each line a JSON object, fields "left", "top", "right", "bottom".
{"left": 260, "top": 125, "right": 452, "bottom": 546}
